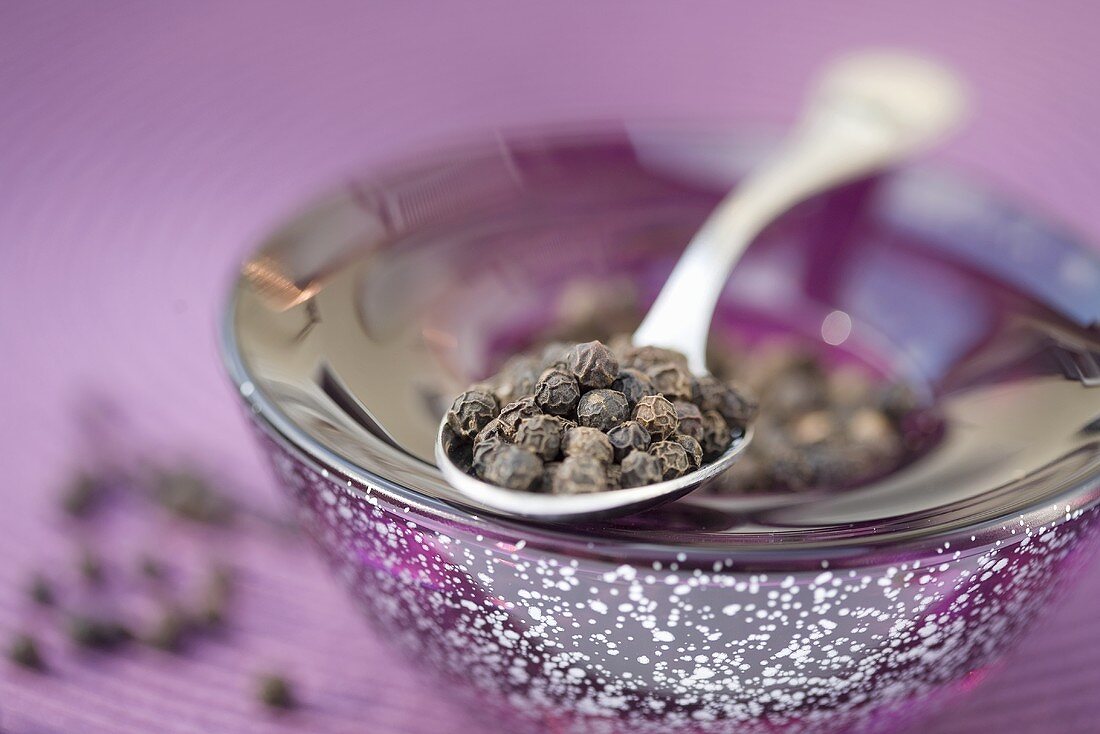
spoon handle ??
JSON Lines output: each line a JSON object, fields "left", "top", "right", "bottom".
{"left": 632, "top": 51, "right": 966, "bottom": 374}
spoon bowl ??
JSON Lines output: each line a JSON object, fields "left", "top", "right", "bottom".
{"left": 437, "top": 424, "right": 753, "bottom": 521}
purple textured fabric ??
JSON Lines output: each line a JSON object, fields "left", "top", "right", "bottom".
{"left": 2, "top": 2, "right": 1099, "bottom": 732}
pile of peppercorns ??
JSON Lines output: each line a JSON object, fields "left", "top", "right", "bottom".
{"left": 498, "top": 279, "right": 928, "bottom": 496}
{"left": 713, "top": 341, "right": 922, "bottom": 493}
{"left": 442, "top": 340, "right": 756, "bottom": 494}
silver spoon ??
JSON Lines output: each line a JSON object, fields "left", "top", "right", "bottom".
{"left": 437, "top": 50, "right": 967, "bottom": 521}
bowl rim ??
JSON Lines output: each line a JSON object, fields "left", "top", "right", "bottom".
{"left": 219, "top": 122, "right": 1100, "bottom": 564}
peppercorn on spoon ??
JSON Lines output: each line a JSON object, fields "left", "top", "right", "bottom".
{"left": 437, "top": 50, "right": 967, "bottom": 521}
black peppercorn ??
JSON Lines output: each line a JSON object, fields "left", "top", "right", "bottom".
{"left": 196, "top": 600, "right": 225, "bottom": 629}
{"left": 606, "top": 464, "right": 622, "bottom": 488}
{"left": 539, "top": 342, "right": 572, "bottom": 370}
{"left": 475, "top": 418, "right": 509, "bottom": 445}
{"left": 700, "top": 410, "right": 733, "bottom": 459}
{"left": 533, "top": 368, "right": 581, "bottom": 416}
{"left": 826, "top": 366, "right": 874, "bottom": 406}
{"left": 566, "top": 340, "right": 619, "bottom": 389}
{"left": 691, "top": 374, "right": 727, "bottom": 413}
{"left": 693, "top": 374, "right": 756, "bottom": 426}
{"left": 61, "top": 472, "right": 108, "bottom": 518}
{"left": 540, "top": 461, "right": 562, "bottom": 492}
{"left": 196, "top": 565, "right": 234, "bottom": 628}
{"left": 645, "top": 362, "right": 694, "bottom": 401}
{"left": 751, "top": 415, "right": 793, "bottom": 456}
{"left": 144, "top": 608, "right": 191, "bottom": 652}
{"left": 674, "top": 434, "right": 704, "bottom": 469}
{"left": 472, "top": 436, "right": 504, "bottom": 479}
{"left": 619, "top": 345, "right": 689, "bottom": 371}
{"left": 802, "top": 443, "right": 869, "bottom": 487}
{"left": 605, "top": 421, "right": 651, "bottom": 462}
{"left": 715, "top": 381, "right": 758, "bottom": 429}
{"left": 716, "top": 452, "right": 770, "bottom": 493}
{"left": 737, "top": 342, "right": 820, "bottom": 393}
{"left": 766, "top": 445, "right": 815, "bottom": 490}
{"left": 789, "top": 410, "right": 836, "bottom": 445}
{"left": 492, "top": 355, "right": 541, "bottom": 406}
{"left": 764, "top": 371, "right": 826, "bottom": 418}
{"left": 445, "top": 389, "right": 499, "bottom": 440}
{"left": 480, "top": 445, "right": 543, "bottom": 491}
{"left": 554, "top": 278, "right": 640, "bottom": 340}
{"left": 876, "top": 381, "right": 919, "bottom": 422}
{"left": 620, "top": 451, "right": 663, "bottom": 488}
{"left": 8, "top": 633, "right": 45, "bottom": 671}
{"left": 673, "top": 401, "right": 705, "bottom": 442}
{"left": 649, "top": 441, "right": 691, "bottom": 480}
{"left": 497, "top": 396, "right": 542, "bottom": 438}
{"left": 611, "top": 368, "right": 657, "bottom": 407}
{"left": 138, "top": 555, "right": 166, "bottom": 581}
{"left": 552, "top": 456, "right": 608, "bottom": 494}
{"left": 847, "top": 408, "right": 900, "bottom": 459}
{"left": 440, "top": 424, "right": 473, "bottom": 473}
{"left": 515, "top": 415, "right": 563, "bottom": 462}
{"left": 257, "top": 673, "right": 296, "bottom": 710}
{"left": 68, "top": 615, "right": 132, "bottom": 650}
{"left": 552, "top": 415, "right": 578, "bottom": 433}
{"left": 561, "top": 426, "right": 614, "bottom": 465}
{"left": 632, "top": 395, "right": 679, "bottom": 440}
{"left": 576, "top": 389, "right": 630, "bottom": 432}
{"left": 78, "top": 548, "right": 105, "bottom": 586}
{"left": 29, "top": 574, "right": 55, "bottom": 606}
{"left": 152, "top": 469, "right": 236, "bottom": 526}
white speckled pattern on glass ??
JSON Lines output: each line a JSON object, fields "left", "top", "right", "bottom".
{"left": 258, "top": 430, "right": 1100, "bottom": 734}
{"left": 224, "top": 128, "right": 1100, "bottom": 732}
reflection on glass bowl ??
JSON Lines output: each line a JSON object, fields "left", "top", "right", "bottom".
{"left": 223, "top": 125, "right": 1100, "bottom": 734}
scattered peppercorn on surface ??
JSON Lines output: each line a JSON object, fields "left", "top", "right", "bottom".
{"left": 443, "top": 339, "right": 755, "bottom": 494}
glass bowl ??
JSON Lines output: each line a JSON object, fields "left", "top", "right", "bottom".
{"left": 221, "top": 124, "right": 1100, "bottom": 734}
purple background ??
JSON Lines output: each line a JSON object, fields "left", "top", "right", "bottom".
{"left": 3, "top": 2, "right": 1100, "bottom": 732}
